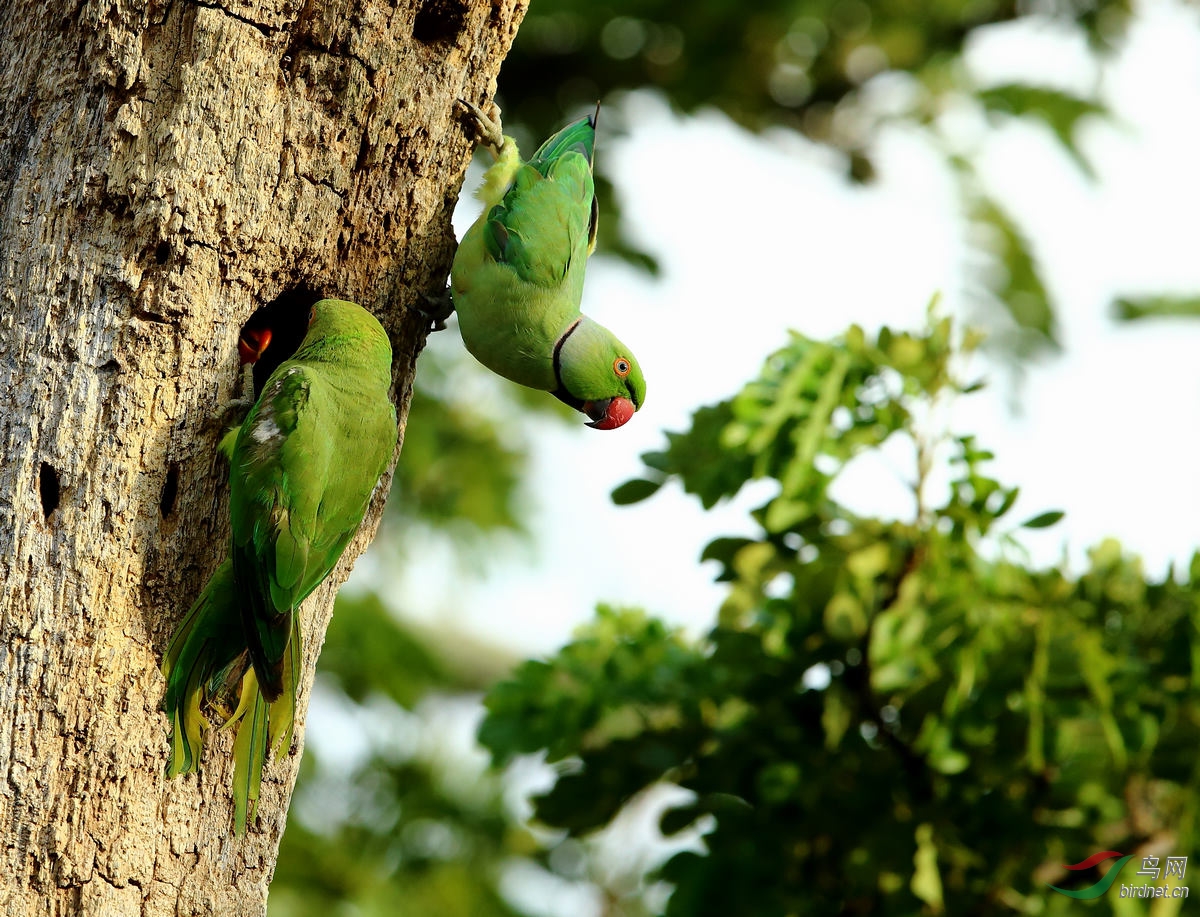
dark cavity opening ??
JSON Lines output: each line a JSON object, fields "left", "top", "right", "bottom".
{"left": 154, "top": 241, "right": 171, "bottom": 264}
{"left": 39, "top": 463, "right": 60, "bottom": 520}
{"left": 241, "top": 286, "right": 322, "bottom": 397}
{"left": 160, "top": 463, "right": 179, "bottom": 518}
{"left": 413, "top": 0, "right": 468, "bottom": 46}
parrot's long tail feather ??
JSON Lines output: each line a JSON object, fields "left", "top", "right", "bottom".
{"left": 528, "top": 112, "right": 597, "bottom": 174}
{"left": 162, "top": 560, "right": 244, "bottom": 777}
{"left": 227, "top": 668, "right": 269, "bottom": 835}
{"left": 222, "top": 616, "right": 302, "bottom": 835}
{"left": 269, "top": 616, "right": 304, "bottom": 758}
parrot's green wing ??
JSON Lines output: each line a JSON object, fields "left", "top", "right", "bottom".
{"left": 230, "top": 337, "right": 396, "bottom": 702}
{"left": 268, "top": 615, "right": 303, "bottom": 758}
{"left": 481, "top": 115, "right": 597, "bottom": 288}
{"left": 230, "top": 366, "right": 315, "bottom": 702}
{"left": 529, "top": 111, "right": 599, "bottom": 256}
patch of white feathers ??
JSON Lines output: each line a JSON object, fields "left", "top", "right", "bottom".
{"left": 250, "top": 369, "right": 300, "bottom": 444}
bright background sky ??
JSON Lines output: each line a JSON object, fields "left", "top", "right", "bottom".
{"left": 348, "top": 0, "right": 1200, "bottom": 657}
{"left": 302, "top": 4, "right": 1200, "bottom": 912}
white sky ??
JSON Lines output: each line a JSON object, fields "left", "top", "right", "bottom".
{"left": 348, "top": 0, "right": 1200, "bottom": 658}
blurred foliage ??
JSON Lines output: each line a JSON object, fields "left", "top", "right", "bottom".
{"left": 966, "top": 196, "right": 1057, "bottom": 356}
{"left": 496, "top": 0, "right": 1132, "bottom": 356}
{"left": 313, "top": 593, "right": 465, "bottom": 708}
{"left": 385, "top": 340, "right": 546, "bottom": 542}
{"left": 1113, "top": 295, "right": 1200, "bottom": 323}
{"left": 272, "top": 745, "right": 526, "bottom": 917}
{"left": 501, "top": 0, "right": 1129, "bottom": 148}
{"left": 390, "top": 369, "right": 524, "bottom": 535}
{"left": 481, "top": 314, "right": 1200, "bottom": 915}
{"left": 273, "top": 590, "right": 651, "bottom": 917}
{"left": 976, "top": 84, "right": 1106, "bottom": 179}
{"left": 269, "top": 589, "right": 529, "bottom": 917}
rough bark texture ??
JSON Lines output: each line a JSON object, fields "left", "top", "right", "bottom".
{"left": 0, "top": 1, "right": 525, "bottom": 914}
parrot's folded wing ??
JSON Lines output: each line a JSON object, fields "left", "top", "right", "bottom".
{"left": 484, "top": 158, "right": 593, "bottom": 288}
{"left": 231, "top": 367, "right": 313, "bottom": 702}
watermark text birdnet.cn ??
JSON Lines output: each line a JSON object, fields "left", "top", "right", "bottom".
{"left": 1119, "top": 856, "right": 1189, "bottom": 899}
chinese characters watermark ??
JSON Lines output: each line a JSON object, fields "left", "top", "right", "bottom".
{"left": 1121, "top": 856, "right": 1189, "bottom": 899}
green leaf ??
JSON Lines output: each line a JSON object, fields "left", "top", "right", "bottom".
{"left": 911, "top": 823, "right": 945, "bottom": 913}
{"left": 824, "top": 592, "right": 867, "bottom": 641}
{"left": 822, "top": 686, "right": 852, "bottom": 750}
{"left": 1021, "top": 510, "right": 1064, "bottom": 529}
{"left": 764, "top": 497, "right": 812, "bottom": 534}
{"left": 1113, "top": 295, "right": 1200, "bottom": 322}
{"left": 970, "top": 196, "right": 1058, "bottom": 352}
{"left": 640, "top": 450, "right": 672, "bottom": 472}
{"left": 977, "top": 84, "right": 1106, "bottom": 178}
{"left": 610, "top": 478, "right": 663, "bottom": 505}
{"left": 992, "top": 486, "right": 1020, "bottom": 519}
{"left": 700, "top": 536, "right": 757, "bottom": 567}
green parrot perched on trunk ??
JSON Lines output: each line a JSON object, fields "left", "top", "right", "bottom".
{"left": 163, "top": 298, "right": 397, "bottom": 833}
{"left": 450, "top": 101, "right": 646, "bottom": 429}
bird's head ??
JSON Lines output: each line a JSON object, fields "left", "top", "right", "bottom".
{"left": 553, "top": 318, "right": 646, "bottom": 430}
{"left": 238, "top": 325, "right": 273, "bottom": 365}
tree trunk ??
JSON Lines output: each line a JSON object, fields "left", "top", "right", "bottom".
{"left": 0, "top": 1, "right": 525, "bottom": 914}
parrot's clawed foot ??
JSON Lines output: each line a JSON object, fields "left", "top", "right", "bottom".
{"left": 417, "top": 287, "right": 455, "bottom": 332}
{"left": 210, "top": 396, "right": 253, "bottom": 433}
{"left": 209, "top": 397, "right": 252, "bottom": 464}
{"left": 456, "top": 99, "right": 505, "bottom": 157}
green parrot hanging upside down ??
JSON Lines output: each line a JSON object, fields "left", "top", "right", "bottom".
{"left": 163, "top": 298, "right": 397, "bottom": 834}
{"left": 449, "top": 100, "right": 646, "bottom": 430}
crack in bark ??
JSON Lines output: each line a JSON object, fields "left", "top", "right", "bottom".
{"left": 299, "top": 170, "right": 350, "bottom": 202}
{"left": 189, "top": 0, "right": 276, "bottom": 38}
{"left": 130, "top": 307, "right": 175, "bottom": 326}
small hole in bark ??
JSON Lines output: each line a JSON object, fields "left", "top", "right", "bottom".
{"left": 155, "top": 242, "right": 171, "bottom": 264}
{"left": 413, "top": 0, "right": 468, "bottom": 46}
{"left": 241, "top": 286, "right": 322, "bottom": 396}
{"left": 39, "top": 463, "right": 60, "bottom": 520}
{"left": 160, "top": 464, "right": 179, "bottom": 518}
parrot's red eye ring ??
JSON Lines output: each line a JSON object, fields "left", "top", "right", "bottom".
{"left": 613, "top": 358, "right": 631, "bottom": 377}
{"left": 308, "top": 306, "right": 316, "bottom": 325}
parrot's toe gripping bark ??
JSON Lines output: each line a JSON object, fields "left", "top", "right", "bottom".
{"left": 456, "top": 98, "right": 505, "bottom": 157}
{"left": 210, "top": 395, "right": 255, "bottom": 439}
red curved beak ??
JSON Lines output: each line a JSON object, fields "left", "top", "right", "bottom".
{"left": 238, "top": 327, "right": 273, "bottom": 365}
{"left": 583, "top": 396, "right": 636, "bottom": 430}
